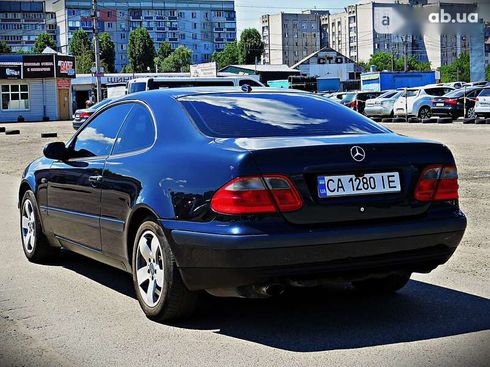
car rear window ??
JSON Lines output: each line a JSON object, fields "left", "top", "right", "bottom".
{"left": 478, "top": 88, "right": 490, "bottom": 97}
{"left": 179, "top": 93, "right": 388, "bottom": 138}
{"left": 378, "top": 90, "right": 397, "bottom": 98}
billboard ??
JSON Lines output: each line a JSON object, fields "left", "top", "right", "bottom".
{"left": 23, "top": 55, "right": 55, "bottom": 78}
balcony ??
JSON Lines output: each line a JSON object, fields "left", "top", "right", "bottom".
{"left": 168, "top": 26, "right": 178, "bottom": 31}
{"left": 168, "top": 16, "right": 177, "bottom": 21}
{"left": 215, "top": 37, "right": 224, "bottom": 42}
{"left": 225, "top": 27, "right": 236, "bottom": 32}
{"left": 214, "top": 27, "right": 224, "bottom": 32}
{"left": 168, "top": 37, "right": 178, "bottom": 42}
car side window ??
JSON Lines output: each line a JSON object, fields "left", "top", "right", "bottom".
{"left": 239, "top": 79, "right": 262, "bottom": 87}
{"left": 112, "top": 103, "right": 155, "bottom": 155}
{"left": 71, "top": 104, "right": 132, "bottom": 158}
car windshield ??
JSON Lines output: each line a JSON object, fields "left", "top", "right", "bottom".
{"left": 89, "top": 98, "right": 113, "bottom": 110}
{"left": 340, "top": 92, "right": 356, "bottom": 102}
{"left": 478, "top": 88, "right": 490, "bottom": 97}
{"left": 179, "top": 93, "right": 389, "bottom": 138}
{"left": 443, "top": 89, "right": 470, "bottom": 98}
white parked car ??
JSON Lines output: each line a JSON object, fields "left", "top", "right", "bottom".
{"left": 364, "top": 90, "right": 403, "bottom": 117}
{"left": 475, "top": 88, "right": 490, "bottom": 118}
{"left": 393, "top": 85, "right": 454, "bottom": 118}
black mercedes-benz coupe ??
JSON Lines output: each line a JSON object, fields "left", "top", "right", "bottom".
{"left": 19, "top": 88, "right": 466, "bottom": 321}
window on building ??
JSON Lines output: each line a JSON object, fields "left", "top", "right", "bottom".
{"left": 192, "top": 12, "right": 197, "bottom": 18}
{"left": 1, "top": 84, "right": 29, "bottom": 110}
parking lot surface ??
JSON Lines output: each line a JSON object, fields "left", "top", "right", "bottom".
{"left": 0, "top": 121, "right": 489, "bottom": 366}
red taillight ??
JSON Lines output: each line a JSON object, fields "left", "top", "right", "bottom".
{"left": 211, "top": 175, "right": 303, "bottom": 215}
{"left": 414, "top": 165, "right": 459, "bottom": 202}
{"left": 348, "top": 100, "right": 357, "bottom": 109}
{"left": 79, "top": 112, "right": 91, "bottom": 119}
{"left": 446, "top": 98, "right": 458, "bottom": 105}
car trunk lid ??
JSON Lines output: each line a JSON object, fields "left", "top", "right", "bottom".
{"left": 215, "top": 133, "right": 454, "bottom": 225}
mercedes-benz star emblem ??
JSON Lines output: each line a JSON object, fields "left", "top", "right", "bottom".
{"left": 350, "top": 146, "right": 366, "bottom": 162}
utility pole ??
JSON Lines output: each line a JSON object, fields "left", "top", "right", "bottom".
{"left": 92, "top": 0, "right": 102, "bottom": 103}
{"left": 403, "top": 35, "right": 408, "bottom": 72}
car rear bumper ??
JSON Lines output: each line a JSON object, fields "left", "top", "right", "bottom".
{"left": 166, "top": 211, "right": 466, "bottom": 290}
{"left": 72, "top": 119, "right": 86, "bottom": 130}
{"left": 364, "top": 106, "right": 393, "bottom": 117}
{"left": 432, "top": 106, "right": 461, "bottom": 116}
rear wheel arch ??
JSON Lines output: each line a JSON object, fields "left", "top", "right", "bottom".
{"left": 126, "top": 206, "right": 160, "bottom": 269}
{"left": 19, "top": 181, "right": 33, "bottom": 208}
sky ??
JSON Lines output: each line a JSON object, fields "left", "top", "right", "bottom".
{"left": 235, "top": 0, "right": 354, "bottom": 34}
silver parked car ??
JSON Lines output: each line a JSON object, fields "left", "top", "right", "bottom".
{"left": 72, "top": 98, "right": 114, "bottom": 130}
{"left": 364, "top": 90, "right": 403, "bottom": 117}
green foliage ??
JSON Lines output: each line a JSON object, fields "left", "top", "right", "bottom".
{"left": 439, "top": 52, "right": 470, "bottom": 82}
{"left": 159, "top": 45, "right": 192, "bottom": 72}
{"left": 156, "top": 41, "right": 172, "bottom": 60}
{"left": 238, "top": 28, "right": 263, "bottom": 64}
{"left": 76, "top": 53, "right": 95, "bottom": 74}
{"left": 212, "top": 40, "right": 239, "bottom": 69}
{"left": 362, "top": 51, "right": 432, "bottom": 72}
{"left": 69, "top": 30, "right": 94, "bottom": 73}
{"left": 33, "top": 33, "right": 56, "bottom": 53}
{"left": 486, "top": 64, "right": 490, "bottom": 81}
{"left": 128, "top": 28, "right": 156, "bottom": 72}
{"left": 0, "top": 40, "right": 11, "bottom": 53}
{"left": 99, "top": 32, "right": 115, "bottom": 73}
{"left": 121, "top": 64, "right": 133, "bottom": 73}
{"left": 69, "top": 30, "right": 92, "bottom": 56}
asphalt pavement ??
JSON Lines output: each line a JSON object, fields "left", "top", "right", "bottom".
{"left": 0, "top": 121, "right": 489, "bottom": 366}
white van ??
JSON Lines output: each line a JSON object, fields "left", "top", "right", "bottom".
{"left": 126, "top": 75, "right": 264, "bottom": 94}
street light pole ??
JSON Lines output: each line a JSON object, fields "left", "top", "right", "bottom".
{"left": 92, "top": 0, "right": 102, "bottom": 103}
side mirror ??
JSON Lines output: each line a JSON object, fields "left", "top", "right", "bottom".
{"left": 43, "top": 142, "right": 68, "bottom": 161}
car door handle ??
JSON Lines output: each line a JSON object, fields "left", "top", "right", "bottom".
{"left": 88, "top": 175, "right": 103, "bottom": 187}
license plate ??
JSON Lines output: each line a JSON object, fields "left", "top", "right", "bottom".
{"left": 436, "top": 103, "right": 444, "bottom": 107}
{"left": 318, "top": 172, "right": 401, "bottom": 198}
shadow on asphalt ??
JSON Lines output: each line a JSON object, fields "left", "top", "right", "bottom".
{"left": 58, "top": 251, "right": 490, "bottom": 352}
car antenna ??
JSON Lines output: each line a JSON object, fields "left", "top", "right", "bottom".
{"left": 241, "top": 84, "right": 252, "bottom": 93}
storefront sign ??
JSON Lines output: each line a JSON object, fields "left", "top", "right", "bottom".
{"left": 0, "top": 65, "right": 22, "bottom": 79}
{"left": 56, "top": 55, "right": 76, "bottom": 78}
{"left": 190, "top": 62, "right": 217, "bottom": 77}
{"left": 23, "top": 55, "right": 55, "bottom": 78}
{"left": 57, "top": 78, "right": 71, "bottom": 90}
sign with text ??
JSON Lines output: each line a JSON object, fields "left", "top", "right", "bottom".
{"left": 55, "top": 55, "right": 76, "bottom": 78}
{"left": 190, "top": 62, "right": 217, "bottom": 78}
{"left": 57, "top": 78, "right": 71, "bottom": 90}
{"left": 0, "top": 65, "right": 22, "bottom": 80}
{"left": 23, "top": 55, "right": 55, "bottom": 78}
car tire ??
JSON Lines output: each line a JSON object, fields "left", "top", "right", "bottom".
{"left": 418, "top": 106, "right": 431, "bottom": 119}
{"left": 20, "top": 190, "right": 59, "bottom": 263}
{"left": 466, "top": 107, "right": 476, "bottom": 119}
{"left": 132, "top": 219, "right": 198, "bottom": 322}
{"left": 352, "top": 273, "right": 411, "bottom": 294}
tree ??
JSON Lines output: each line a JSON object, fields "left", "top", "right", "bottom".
{"left": 128, "top": 28, "right": 155, "bottom": 72}
{"left": 212, "top": 40, "right": 239, "bottom": 69}
{"left": 486, "top": 64, "right": 490, "bottom": 81}
{"left": 160, "top": 45, "right": 192, "bottom": 72}
{"left": 439, "top": 52, "right": 470, "bottom": 82}
{"left": 156, "top": 41, "right": 172, "bottom": 60}
{"left": 99, "top": 32, "right": 115, "bottom": 73}
{"left": 238, "top": 28, "right": 263, "bottom": 64}
{"left": 363, "top": 51, "right": 432, "bottom": 72}
{"left": 121, "top": 64, "right": 133, "bottom": 73}
{"left": 69, "top": 30, "right": 94, "bottom": 73}
{"left": 33, "top": 33, "right": 56, "bottom": 53}
{"left": 0, "top": 41, "right": 11, "bottom": 53}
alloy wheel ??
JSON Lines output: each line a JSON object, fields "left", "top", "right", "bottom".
{"left": 419, "top": 107, "right": 431, "bottom": 119}
{"left": 135, "top": 230, "right": 165, "bottom": 307}
{"left": 21, "top": 199, "right": 36, "bottom": 254}
{"left": 467, "top": 107, "right": 476, "bottom": 119}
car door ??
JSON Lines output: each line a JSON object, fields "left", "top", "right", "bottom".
{"left": 46, "top": 103, "right": 133, "bottom": 250}
{"left": 98, "top": 103, "right": 157, "bottom": 261}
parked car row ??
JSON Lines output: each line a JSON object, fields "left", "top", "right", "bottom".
{"left": 325, "top": 83, "right": 490, "bottom": 120}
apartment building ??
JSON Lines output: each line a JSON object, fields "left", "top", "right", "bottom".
{"left": 261, "top": 10, "right": 329, "bottom": 66}
{"left": 322, "top": 0, "right": 483, "bottom": 70}
{"left": 48, "top": 0, "right": 236, "bottom": 71}
{"left": 0, "top": 1, "right": 56, "bottom": 52}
